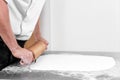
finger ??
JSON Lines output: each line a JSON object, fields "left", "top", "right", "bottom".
{"left": 20, "top": 54, "right": 33, "bottom": 65}
{"left": 40, "top": 39, "right": 49, "bottom": 45}
{"left": 45, "top": 47, "right": 47, "bottom": 50}
{"left": 20, "top": 59, "right": 31, "bottom": 65}
{"left": 20, "top": 56, "right": 26, "bottom": 65}
{"left": 23, "top": 58, "right": 32, "bottom": 65}
{"left": 20, "top": 60, "right": 25, "bottom": 65}
{"left": 29, "top": 52, "right": 34, "bottom": 61}
{"left": 44, "top": 41, "right": 49, "bottom": 45}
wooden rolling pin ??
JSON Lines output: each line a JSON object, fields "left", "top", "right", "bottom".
{"left": 24, "top": 34, "right": 47, "bottom": 61}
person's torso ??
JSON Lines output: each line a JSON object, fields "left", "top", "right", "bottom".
{"left": 6, "top": 0, "right": 46, "bottom": 40}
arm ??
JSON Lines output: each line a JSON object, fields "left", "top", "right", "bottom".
{"left": 33, "top": 18, "right": 48, "bottom": 45}
{"left": 33, "top": 18, "right": 41, "bottom": 42}
{"left": 0, "top": 0, "right": 33, "bottom": 65}
{"left": 0, "top": 0, "right": 19, "bottom": 51}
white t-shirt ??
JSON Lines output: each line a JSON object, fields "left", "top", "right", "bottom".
{"left": 5, "top": 0, "right": 46, "bottom": 40}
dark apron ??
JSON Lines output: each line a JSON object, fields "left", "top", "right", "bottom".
{"left": 0, "top": 37, "right": 26, "bottom": 70}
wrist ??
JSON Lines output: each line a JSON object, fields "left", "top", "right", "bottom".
{"left": 34, "top": 34, "right": 41, "bottom": 42}
{"left": 10, "top": 46, "right": 21, "bottom": 53}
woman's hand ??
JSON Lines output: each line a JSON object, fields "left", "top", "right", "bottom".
{"left": 11, "top": 47, "right": 34, "bottom": 65}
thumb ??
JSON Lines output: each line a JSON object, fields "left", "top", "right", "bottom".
{"left": 20, "top": 59, "right": 26, "bottom": 65}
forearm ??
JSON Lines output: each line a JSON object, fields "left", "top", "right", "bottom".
{"left": 32, "top": 18, "right": 48, "bottom": 46}
{"left": 33, "top": 18, "right": 41, "bottom": 41}
{"left": 0, "top": 0, "right": 20, "bottom": 52}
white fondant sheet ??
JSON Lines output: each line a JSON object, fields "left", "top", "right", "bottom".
{"left": 30, "top": 53, "right": 116, "bottom": 71}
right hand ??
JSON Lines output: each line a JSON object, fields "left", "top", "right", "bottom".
{"left": 11, "top": 47, "right": 34, "bottom": 65}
